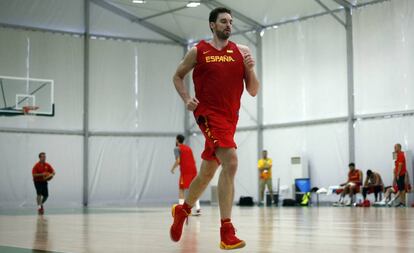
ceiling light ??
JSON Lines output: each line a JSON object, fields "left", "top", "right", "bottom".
{"left": 260, "top": 30, "right": 265, "bottom": 37}
{"left": 132, "top": 0, "right": 146, "bottom": 3}
{"left": 186, "top": 2, "right": 200, "bottom": 8}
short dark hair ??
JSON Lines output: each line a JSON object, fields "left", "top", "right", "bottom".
{"left": 348, "top": 163, "right": 355, "bottom": 168}
{"left": 367, "top": 170, "right": 373, "bottom": 177}
{"left": 176, "top": 134, "right": 185, "bottom": 144}
{"left": 38, "top": 152, "right": 46, "bottom": 158}
{"left": 209, "top": 7, "right": 232, "bottom": 32}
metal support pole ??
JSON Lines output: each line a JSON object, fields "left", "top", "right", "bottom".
{"left": 83, "top": 0, "right": 90, "bottom": 207}
{"left": 345, "top": 7, "right": 355, "bottom": 163}
{"left": 256, "top": 33, "right": 264, "bottom": 159}
{"left": 256, "top": 33, "right": 264, "bottom": 202}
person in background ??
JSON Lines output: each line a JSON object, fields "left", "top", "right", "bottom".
{"left": 32, "top": 152, "right": 55, "bottom": 215}
{"left": 362, "top": 169, "right": 384, "bottom": 202}
{"left": 333, "top": 163, "right": 363, "bottom": 206}
{"left": 257, "top": 150, "right": 274, "bottom": 206}
{"left": 170, "top": 134, "right": 201, "bottom": 215}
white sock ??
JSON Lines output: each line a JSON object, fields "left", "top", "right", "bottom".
{"left": 195, "top": 200, "right": 200, "bottom": 210}
{"left": 179, "top": 199, "right": 184, "bottom": 205}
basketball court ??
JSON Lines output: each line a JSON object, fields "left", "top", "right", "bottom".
{"left": 1, "top": 206, "right": 413, "bottom": 253}
{"left": 1, "top": 0, "right": 414, "bottom": 252}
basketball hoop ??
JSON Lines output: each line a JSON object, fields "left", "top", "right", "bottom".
{"left": 22, "top": 106, "right": 39, "bottom": 115}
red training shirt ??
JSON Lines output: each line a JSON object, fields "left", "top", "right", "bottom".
{"left": 178, "top": 144, "right": 197, "bottom": 175}
{"left": 32, "top": 162, "right": 55, "bottom": 182}
{"left": 192, "top": 40, "right": 245, "bottom": 119}
{"left": 394, "top": 151, "right": 407, "bottom": 176}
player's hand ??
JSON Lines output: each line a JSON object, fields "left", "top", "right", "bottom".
{"left": 243, "top": 52, "right": 255, "bottom": 71}
{"left": 185, "top": 97, "right": 199, "bottom": 111}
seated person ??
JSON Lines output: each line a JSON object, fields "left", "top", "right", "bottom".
{"left": 334, "top": 163, "right": 363, "bottom": 206}
{"left": 362, "top": 170, "right": 384, "bottom": 202}
{"left": 375, "top": 172, "right": 412, "bottom": 206}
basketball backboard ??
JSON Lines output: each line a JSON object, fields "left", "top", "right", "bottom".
{"left": 0, "top": 75, "right": 54, "bottom": 116}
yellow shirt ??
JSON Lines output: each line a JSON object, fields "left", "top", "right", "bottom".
{"left": 258, "top": 158, "right": 272, "bottom": 179}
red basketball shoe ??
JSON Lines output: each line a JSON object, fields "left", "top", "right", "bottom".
{"left": 220, "top": 220, "right": 246, "bottom": 250}
{"left": 170, "top": 204, "right": 191, "bottom": 242}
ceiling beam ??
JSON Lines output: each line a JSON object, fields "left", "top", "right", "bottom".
{"left": 90, "top": 0, "right": 187, "bottom": 45}
{"left": 205, "top": 0, "right": 264, "bottom": 30}
{"left": 332, "top": 0, "right": 355, "bottom": 9}
{"left": 314, "top": 0, "right": 345, "bottom": 27}
{"left": 140, "top": 5, "right": 188, "bottom": 21}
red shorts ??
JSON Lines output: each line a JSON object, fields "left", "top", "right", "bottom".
{"left": 179, "top": 173, "right": 196, "bottom": 189}
{"left": 195, "top": 113, "right": 237, "bottom": 163}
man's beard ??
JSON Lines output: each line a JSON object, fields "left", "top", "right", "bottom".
{"left": 216, "top": 30, "right": 230, "bottom": 40}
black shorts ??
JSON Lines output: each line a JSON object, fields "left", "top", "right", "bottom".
{"left": 34, "top": 181, "right": 48, "bottom": 197}
{"left": 396, "top": 174, "right": 406, "bottom": 192}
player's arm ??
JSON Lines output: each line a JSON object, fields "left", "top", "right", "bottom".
{"left": 173, "top": 47, "right": 198, "bottom": 111}
{"left": 237, "top": 44, "right": 259, "bottom": 97}
{"left": 396, "top": 162, "right": 403, "bottom": 179}
{"left": 171, "top": 158, "right": 180, "bottom": 174}
{"left": 48, "top": 164, "right": 56, "bottom": 176}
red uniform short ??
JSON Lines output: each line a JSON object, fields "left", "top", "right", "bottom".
{"left": 179, "top": 173, "right": 197, "bottom": 189}
{"left": 195, "top": 113, "right": 237, "bottom": 164}
{"left": 192, "top": 40, "right": 244, "bottom": 164}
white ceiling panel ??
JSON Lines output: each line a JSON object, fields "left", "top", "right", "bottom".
{"left": 0, "top": 0, "right": 84, "bottom": 33}
{"left": 90, "top": 2, "right": 171, "bottom": 41}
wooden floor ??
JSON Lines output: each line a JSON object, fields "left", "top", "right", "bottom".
{"left": 0, "top": 206, "right": 413, "bottom": 253}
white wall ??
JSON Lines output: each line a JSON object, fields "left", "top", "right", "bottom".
{"left": 262, "top": 14, "right": 347, "bottom": 124}
{"left": 352, "top": 0, "right": 414, "bottom": 185}
{"left": 353, "top": 0, "right": 414, "bottom": 115}
{"left": 0, "top": 28, "right": 84, "bottom": 130}
{"left": 0, "top": 27, "right": 184, "bottom": 207}
{"left": 0, "top": 133, "right": 83, "bottom": 207}
{"left": 257, "top": 0, "right": 414, "bottom": 193}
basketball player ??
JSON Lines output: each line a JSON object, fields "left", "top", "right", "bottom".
{"left": 362, "top": 170, "right": 384, "bottom": 202}
{"left": 333, "top": 163, "right": 363, "bottom": 206}
{"left": 170, "top": 7, "right": 259, "bottom": 250}
{"left": 170, "top": 134, "right": 201, "bottom": 215}
{"left": 393, "top": 143, "right": 408, "bottom": 207}
{"left": 32, "top": 152, "right": 55, "bottom": 214}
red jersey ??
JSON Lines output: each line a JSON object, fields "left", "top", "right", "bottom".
{"left": 348, "top": 169, "right": 362, "bottom": 185}
{"left": 192, "top": 40, "right": 245, "bottom": 119}
{"left": 394, "top": 151, "right": 407, "bottom": 176}
{"left": 32, "top": 162, "right": 55, "bottom": 182}
{"left": 178, "top": 144, "right": 197, "bottom": 175}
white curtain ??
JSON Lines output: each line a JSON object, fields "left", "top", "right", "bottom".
{"left": 88, "top": 136, "right": 178, "bottom": 205}
{"left": 353, "top": 0, "right": 414, "bottom": 115}
{"left": 263, "top": 123, "right": 348, "bottom": 191}
{"left": 355, "top": 117, "right": 414, "bottom": 186}
{"left": 89, "top": 39, "right": 184, "bottom": 132}
{"left": 262, "top": 14, "right": 347, "bottom": 124}
{"left": 0, "top": 133, "right": 83, "bottom": 207}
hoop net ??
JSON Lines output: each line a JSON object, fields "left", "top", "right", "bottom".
{"left": 22, "top": 106, "right": 39, "bottom": 115}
